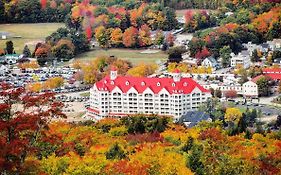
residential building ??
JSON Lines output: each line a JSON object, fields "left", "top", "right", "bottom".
{"left": 201, "top": 57, "right": 220, "bottom": 70}
{"left": 242, "top": 81, "right": 258, "bottom": 97}
{"left": 202, "top": 82, "right": 243, "bottom": 95}
{"left": 0, "top": 54, "right": 20, "bottom": 65}
{"left": 88, "top": 68, "right": 211, "bottom": 121}
{"left": 267, "top": 39, "right": 281, "bottom": 50}
{"left": 231, "top": 51, "right": 251, "bottom": 69}
{"left": 0, "top": 65, "right": 9, "bottom": 74}
{"left": 177, "top": 111, "right": 211, "bottom": 127}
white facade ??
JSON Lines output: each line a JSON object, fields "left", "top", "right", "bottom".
{"left": 202, "top": 83, "right": 243, "bottom": 95}
{"left": 0, "top": 65, "right": 9, "bottom": 74}
{"left": 242, "top": 81, "right": 258, "bottom": 97}
{"left": 88, "top": 70, "right": 211, "bottom": 121}
{"left": 201, "top": 57, "right": 219, "bottom": 69}
{"left": 231, "top": 51, "right": 251, "bottom": 69}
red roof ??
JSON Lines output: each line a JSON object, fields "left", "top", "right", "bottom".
{"left": 95, "top": 76, "right": 209, "bottom": 94}
{"left": 265, "top": 74, "right": 281, "bottom": 80}
{"left": 262, "top": 68, "right": 281, "bottom": 73}
{"left": 262, "top": 68, "right": 281, "bottom": 80}
{"left": 87, "top": 108, "right": 100, "bottom": 114}
{"left": 251, "top": 75, "right": 265, "bottom": 83}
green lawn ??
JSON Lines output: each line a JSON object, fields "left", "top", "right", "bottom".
{"left": 0, "top": 23, "right": 64, "bottom": 53}
{"left": 74, "top": 48, "right": 168, "bottom": 65}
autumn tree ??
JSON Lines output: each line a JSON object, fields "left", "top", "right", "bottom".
{"left": 110, "top": 28, "right": 123, "bottom": 47}
{"left": 165, "top": 33, "right": 175, "bottom": 47}
{"left": 138, "top": 24, "right": 152, "bottom": 47}
{"left": 0, "top": 48, "right": 5, "bottom": 56}
{"left": 154, "top": 30, "right": 164, "bottom": 47}
{"left": 127, "top": 63, "right": 158, "bottom": 77}
{"left": 225, "top": 108, "right": 242, "bottom": 124}
{"left": 35, "top": 44, "right": 51, "bottom": 66}
{"left": 26, "top": 82, "right": 43, "bottom": 93}
{"left": 44, "top": 77, "right": 64, "bottom": 89}
{"left": 0, "top": 83, "right": 65, "bottom": 173}
{"left": 18, "top": 60, "right": 40, "bottom": 69}
{"left": 224, "top": 90, "right": 237, "bottom": 99}
{"left": 52, "top": 39, "right": 75, "bottom": 61}
{"left": 122, "top": 27, "right": 139, "bottom": 48}
{"left": 95, "top": 26, "right": 110, "bottom": 48}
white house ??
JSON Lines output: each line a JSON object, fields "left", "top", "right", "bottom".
{"left": 242, "top": 81, "right": 258, "bottom": 97}
{"left": 267, "top": 39, "right": 281, "bottom": 51}
{"left": 0, "top": 65, "right": 9, "bottom": 74}
{"left": 88, "top": 68, "right": 211, "bottom": 121}
{"left": 231, "top": 51, "right": 251, "bottom": 69}
{"left": 4, "top": 54, "right": 20, "bottom": 65}
{"left": 201, "top": 57, "right": 219, "bottom": 69}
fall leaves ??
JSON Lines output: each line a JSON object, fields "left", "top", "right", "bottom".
{"left": 72, "top": 56, "right": 159, "bottom": 84}
{"left": 26, "top": 77, "right": 64, "bottom": 93}
{"left": 70, "top": 2, "right": 177, "bottom": 46}
{"left": 10, "top": 115, "right": 281, "bottom": 175}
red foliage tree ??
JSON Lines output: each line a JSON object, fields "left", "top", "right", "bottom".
{"left": 166, "top": 33, "right": 175, "bottom": 47}
{"left": 0, "top": 83, "right": 65, "bottom": 173}
{"left": 224, "top": 90, "right": 237, "bottom": 99}
{"left": 195, "top": 47, "right": 211, "bottom": 63}
{"left": 40, "top": 0, "right": 47, "bottom": 9}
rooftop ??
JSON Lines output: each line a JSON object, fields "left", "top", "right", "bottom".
{"left": 95, "top": 75, "right": 209, "bottom": 94}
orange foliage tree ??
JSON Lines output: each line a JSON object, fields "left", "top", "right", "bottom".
{"left": 123, "top": 27, "right": 139, "bottom": 48}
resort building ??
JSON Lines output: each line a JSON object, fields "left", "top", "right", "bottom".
{"left": 88, "top": 68, "right": 211, "bottom": 120}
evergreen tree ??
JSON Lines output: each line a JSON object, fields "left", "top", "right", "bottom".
{"left": 256, "top": 77, "right": 270, "bottom": 97}
{"left": 182, "top": 136, "right": 194, "bottom": 153}
{"left": 187, "top": 144, "right": 204, "bottom": 175}
{"left": 105, "top": 143, "right": 126, "bottom": 160}
{"left": 214, "top": 89, "right": 222, "bottom": 98}
{"left": 220, "top": 46, "right": 231, "bottom": 68}
{"left": 244, "top": 130, "right": 252, "bottom": 139}
{"left": 5, "top": 41, "right": 14, "bottom": 54}
{"left": 237, "top": 115, "right": 247, "bottom": 133}
{"left": 22, "top": 45, "right": 31, "bottom": 58}
{"left": 251, "top": 49, "right": 259, "bottom": 62}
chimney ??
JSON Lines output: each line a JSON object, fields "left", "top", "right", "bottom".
{"left": 173, "top": 69, "right": 181, "bottom": 82}
{"left": 110, "top": 66, "right": 118, "bottom": 80}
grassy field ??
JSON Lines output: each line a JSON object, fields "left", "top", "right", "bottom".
{"left": 75, "top": 48, "right": 168, "bottom": 65}
{"left": 0, "top": 23, "right": 64, "bottom": 53}
{"left": 176, "top": 9, "right": 217, "bottom": 17}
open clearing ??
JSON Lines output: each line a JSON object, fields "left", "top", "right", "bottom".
{"left": 74, "top": 48, "right": 168, "bottom": 65}
{"left": 176, "top": 9, "right": 217, "bottom": 17}
{"left": 0, "top": 23, "right": 64, "bottom": 53}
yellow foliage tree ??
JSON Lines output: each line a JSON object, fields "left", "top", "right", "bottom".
{"left": 127, "top": 63, "right": 158, "bottom": 77}
{"left": 225, "top": 108, "right": 242, "bottom": 124}
{"left": 44, "top": 77, "right": 64, "bottom": 89}
{"left": 18, "top": 60, "right": 40, "bottom": 69}
{"left": 26, "top": 82, "right": 43, "bottom": 93}
{"left": 110, "top": 28, "right": 123, "bottom": 47}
